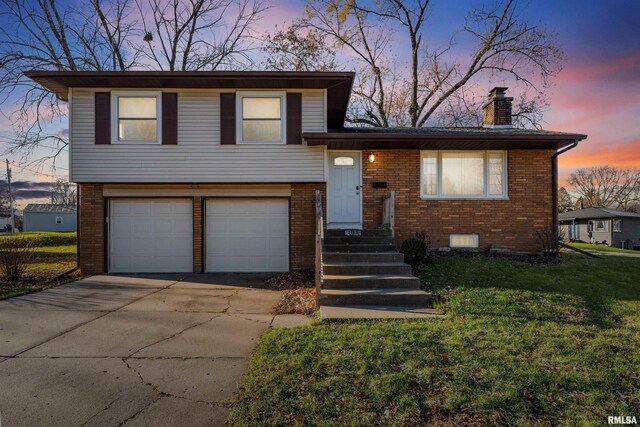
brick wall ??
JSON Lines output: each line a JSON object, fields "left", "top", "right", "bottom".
{"left": 483, "top": 99, "right": 513, "bottom": 126}
{"left": 78, "top": 183, "right": 105, "bottom": 274}
{"left": 362, "top": 150, "right": 555, "bottom": 252}
{"left": 290, "top": 183, "right": 326, "bottom": 270}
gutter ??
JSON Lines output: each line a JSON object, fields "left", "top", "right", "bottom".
{"left": 552, "top": 140, "right": 581, "bottom": 240}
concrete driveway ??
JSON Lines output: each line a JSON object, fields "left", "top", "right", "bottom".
{"left": 0, "top": 274, "right": 306, "bottom": 426}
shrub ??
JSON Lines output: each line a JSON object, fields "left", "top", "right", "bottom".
{"left": 0, "top": 236, "right": 41, "bottom": 281}
{"left": 400, "top": 231, "right": 431, "bottom": 267}
{"left": 537, "top": 228, "right": 564, "bottom": 257}
{"left": 17, "top": 232, "right": 76, "bottom": 246}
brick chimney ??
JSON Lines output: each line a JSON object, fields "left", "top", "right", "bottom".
{"left": 482, "top": 87, "right": 513, "bottom": 128}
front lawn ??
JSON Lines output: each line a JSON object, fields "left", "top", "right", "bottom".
{"left": 230, "top": 254, "right": 640, "bottom": 426}
{"left": 568, "top": 242, "right": 640, "bottom": 254}
{"left": 0, "top": 232, "right": 79, "bottom": 300}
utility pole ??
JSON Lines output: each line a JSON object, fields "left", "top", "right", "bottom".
{"left": 5, "top": 159, "right": 14, "bottom": 233}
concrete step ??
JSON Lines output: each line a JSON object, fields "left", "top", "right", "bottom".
{"left": 320, "top": 305, "right": 443, "bottom": 319}
{"left": 323, "top": 262, "right": 412, "bottom": 275}
{"left": 323, "top": 236, "right": 396, "bottom": 245}
{"left": 323, "top": 244, "right": 397, "bottom": 253}
{"left": 322, "top": 252, "right": 405, "bottom": 263}
{"left": 319, "top": 288, "right": 435, "bottom": 306}
{"left": 325, "top": 229, "right": 392, "bottom": 237}
{"left": 323, "top": 274, "right": 420, "bottom": 289}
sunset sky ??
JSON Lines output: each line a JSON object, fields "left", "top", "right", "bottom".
{"left": 1, "top": 0, "right": 639, "bottom": 208}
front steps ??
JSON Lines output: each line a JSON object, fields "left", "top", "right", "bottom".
{"left": 319, "top": 229, "right": 436, "bottom": 318}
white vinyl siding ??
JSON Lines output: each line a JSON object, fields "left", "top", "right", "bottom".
{"left": 70, "top": 89, "right": 326, "bottom": 183}
{"left": 178, "top": 92, "right": 219, "bottom": 145}
{"left": 302, "top": 90, "right": 325, "bottom": 132}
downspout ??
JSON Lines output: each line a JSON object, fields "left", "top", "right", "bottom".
{"left": 552, "top": 140, "right": 580, "bottom": 240}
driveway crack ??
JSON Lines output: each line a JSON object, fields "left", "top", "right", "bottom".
{"left": 127, "top": 314, "right": 222, "bottom": 358}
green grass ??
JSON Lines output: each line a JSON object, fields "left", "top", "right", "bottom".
{"left": 0, "top": 232, "right": 78, "bottom": 300}
{"left": 569, "top": 242, "right": 640, "bottom": 254}
{"left": 230, "top": 254, "right": 640, "bottom": 426}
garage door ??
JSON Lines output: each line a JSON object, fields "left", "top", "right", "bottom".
{"left": 206, "top": 199, "right": 289, "bottom": 272}
{"left": 109, "top": 199, "right": 193, "bottom": 273}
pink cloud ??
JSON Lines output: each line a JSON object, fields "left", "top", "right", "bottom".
{"left": 556, "top": 51, "right": 640, "bottom": 83}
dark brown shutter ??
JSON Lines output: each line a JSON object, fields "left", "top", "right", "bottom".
{"left": 220, "top": 93, "right": 236, "bottom": 145}
{"left": 95, "top": 92, "right": 111, "bottom": 144}
{"left": 286, "top": 93, "right": 302, "bottom": 144}
{"left": 162, "top": 92, "right": 178, "bottom": 145}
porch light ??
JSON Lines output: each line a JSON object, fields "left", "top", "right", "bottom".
{"left": 368, "top": 152, "right": 375, "bottom": 163}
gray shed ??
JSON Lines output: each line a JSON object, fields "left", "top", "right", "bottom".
{"left": 559, "top": 207, "right": 640, "bottom": 250}
{"left": 23, "top": 204, "right": 77, "bottom": 232}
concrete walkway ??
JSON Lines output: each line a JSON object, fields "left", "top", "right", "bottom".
{"left": 0, "top": 274, "right": 311, "bottom": 426}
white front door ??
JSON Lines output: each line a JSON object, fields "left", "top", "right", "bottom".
{"left": 327, "top": 151, "right": 362, "bottom": 228}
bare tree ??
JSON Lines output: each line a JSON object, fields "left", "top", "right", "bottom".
{"left": 558, "top": 186, "right": 574, "bottom": 213}
{"left": 0, "top": 0, "right": 136, "bottom": 167}
{"left": 1, "top": 0, "right": 267, "bottom": 167}
{"left": 50, "top": 179, "right": 77, "bottom": 206}
{"left": 262, "top": 26, "right": 337, "bottom": 72}
{"left": 567, "top": 166, "right": 640, "bottom": 211}
{"left": 137, "top": 0, "right": 268, "bottom": 71}
{"left": 273, "top": 0, "right": 562, "bottom": 128}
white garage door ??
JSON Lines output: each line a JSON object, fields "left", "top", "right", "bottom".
{"left": 206, "top": 199, "right": 289, "bottom": 272}
{"left": 109, "top": 199, "right": 193, "bottom": 273}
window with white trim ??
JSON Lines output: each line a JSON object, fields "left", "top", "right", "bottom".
{"left": 420, "top": 151, "right": 507, "bottom": 198}
{"left": 55, "top": 216, "right": 63, "bottom": 224}
{"left": 613, "top": 219, "right": 623, "bottom": 232}
{"left": 111, "top": 92, "right": 161, "bottom": 144}
{"left": 588, "top": 219, "right": 609, "bottom": 232}
{"left": 237, "top": 92, "right": 285, "bottom": 144}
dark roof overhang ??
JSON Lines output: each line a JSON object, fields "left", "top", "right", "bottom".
{"left": 24, "top": 70, "right": 355, "bottom": 129}
{"left": 304, "top": 130, "right": 587, "bottom": 150}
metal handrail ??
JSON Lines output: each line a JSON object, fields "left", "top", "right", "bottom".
{"left": 314, "top": 190, "right": 324, "bottom": 308}
{"left": 381, "top": 190, "right": 395, "bottom": 237}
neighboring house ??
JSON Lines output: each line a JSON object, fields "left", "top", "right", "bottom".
{"left": 23, "top": 204, "right": 77, "bottom": 232}
{"left": 559, "top": 207, "right": 640, "bottom": 249}
{"left": 25, "top": 71, "right": 587, "bottom": 274}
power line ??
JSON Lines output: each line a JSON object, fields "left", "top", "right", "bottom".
{"left": 8, "top": 163, "right": 68, "bottom": 179}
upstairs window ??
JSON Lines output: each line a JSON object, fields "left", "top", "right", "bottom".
{"left": 112, "top": 92, "right": 161, "bottom": 144}
{"left": 237, "top": 92, "right": 285, "bottom": 144}
{"left": 420, "top": 151, "right": 507, "bottom": 199}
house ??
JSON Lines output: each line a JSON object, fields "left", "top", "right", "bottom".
{"left": 559, "top": 207, "right": 640, "bottom": 249}
{"left": 23, "top": 204, "right": 77, "bottom": 232}
{"left": 25, "top": 71, "right": 587, "bottom": 276}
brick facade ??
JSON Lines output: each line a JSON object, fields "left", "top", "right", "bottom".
{"left": 362, "top": 150, "right": 555, "bottom": 252}
{"left": 77, "top": 150, "right": 550, "bottom": 274}
{"left": 290, "top": 183, "right": 326, "bottom": 270}
{"left": 77, "top": 183, "right": 325, "bottom": 274}
{"left": 78, "top": 183, "right": 105, "bottom": 274}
